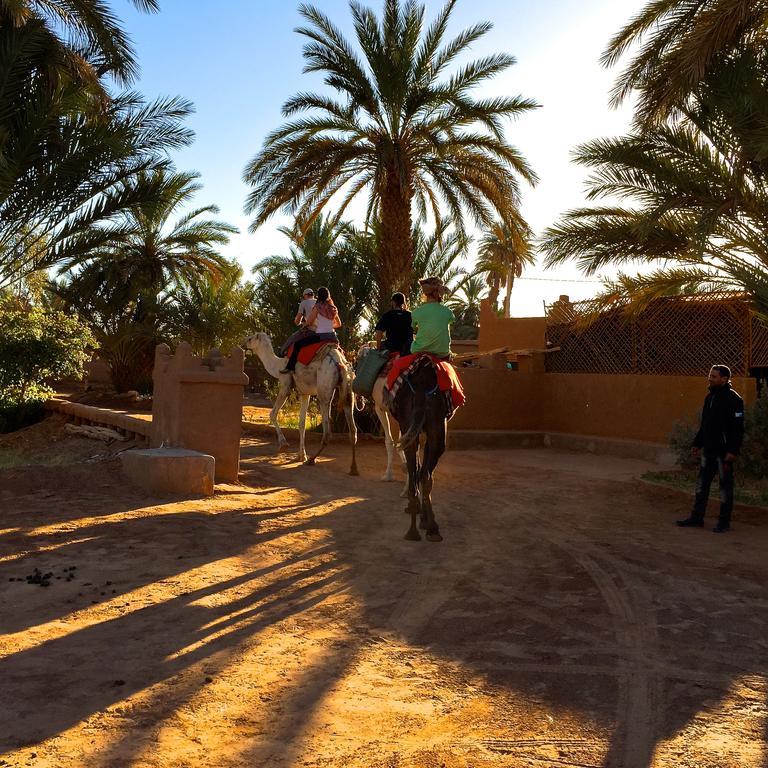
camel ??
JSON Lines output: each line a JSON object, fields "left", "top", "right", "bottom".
{"left": 387, "top": 359, "right": 450, "bottom": 542}
{"left": 355, "top": 345, "right": 408, "bottom": 495}
{"left": 244, "top": 332, "right": 358, "bottom": 475}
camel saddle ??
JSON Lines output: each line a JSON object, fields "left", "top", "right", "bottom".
{"left": 285, "top": 341, "right": 340, "bottom": 367}
{"left": 384, "top": 353, "right": 466, "bottom": 419}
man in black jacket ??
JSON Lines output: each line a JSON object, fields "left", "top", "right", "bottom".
{"left": 677, "top": 365, "right": 745, "bottom": 533}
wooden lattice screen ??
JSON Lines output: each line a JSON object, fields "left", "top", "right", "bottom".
{"left": 545, "top": 295, "right": 768, "bottom": 376}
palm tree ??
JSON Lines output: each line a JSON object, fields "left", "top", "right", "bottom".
{"left": 603, "top": 0, "right": 768, "bottom": 125}
{"left": 407, "top": 219, "right": 468, "bottom": 309}
{"left": 54, "top": 170, "right": 236, "bottom": 390}
{"left": 0, "top": 90, "right": 195, "bottom": 289}
{"left": 166, "top": 263, "right": 259, "bottom": 356}
{"left": 448, "top": 273, "right": 486, "bottom": 339}
{"left": 540, "top": 50, "right": 768, "bottom": 319}
{"left": 476, "top": 215, "right": 533, "bottom": 317}
{"left": 0, "top": 0, "right": 194, "bottom": 288}
{"left": 0, "top": 0, "right": 160, "bottom": 88}
{"left": 346, "top": 216, "right": 468, "bottom": 314}
{"left": 244, "top": 0, "right": 537, "bottom": 303}
{"left": 61, "top": 169, "right": 235, "bottom": 317}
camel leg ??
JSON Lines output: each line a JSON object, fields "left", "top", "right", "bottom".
{"left": 420, "top": 414, "right": 446, "bottom": 542}
{"left": 296, "top": 394, "right": 310, "bottom": 463}
{"left": 344, "top": 401, "right": 359, "bottom": 476}
{"left": 375, "top": 402, "right": 396, "bottom": 482}
{"left": 306, "top": 393, "right": 332, "bottom": 465}
{"left": 270, "top": 380, "right": 292, "bottom": 452}
{"left": 398, "top": 447, "right": 409, "bottom": 498}
{"left": 403, "top": 443, "right": 421, "bottom": 541}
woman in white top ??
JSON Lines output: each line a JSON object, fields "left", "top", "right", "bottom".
{"left": 281, "top": 287, "right": 341, "bottom": 373}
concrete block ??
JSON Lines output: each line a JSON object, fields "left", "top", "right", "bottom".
{"left": 121, "top": 448, "right": 215, "bottom": 497}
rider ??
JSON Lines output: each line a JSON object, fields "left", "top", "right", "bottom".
{"left": 374, "top": 292, "right": 413, "bottom": 356}
{"left": 410, "top": 277, "right": 454, "bottom": 360}
{"left": 281, "top": 286, "right": 340, "bottom": 373}
{"left": 279, "top": 288, "right": 316, "bottom": 356}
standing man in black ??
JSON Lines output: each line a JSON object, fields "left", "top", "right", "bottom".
{"left": 374, "top": 292, "right": 413, "bottom": 356}
{"left": 677, "top": 365, "right": 745, "bottom": 533}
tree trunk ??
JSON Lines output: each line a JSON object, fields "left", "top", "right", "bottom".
{"left": 377, "top": 163, "right": 413, "bottom": 314}
{"left": 488, "top": 276, "right": 500, "bottom": 312}
{"left": 503, "top": 269, "right": 515, "bottom": 318}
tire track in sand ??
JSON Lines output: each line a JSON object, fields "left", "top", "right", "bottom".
{"left": 558, "top": 540, "right": 661, "bottom": 768}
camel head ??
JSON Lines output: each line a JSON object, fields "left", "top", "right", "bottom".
{"left": 243, "top": 332, "right": 273, "bottom": 355}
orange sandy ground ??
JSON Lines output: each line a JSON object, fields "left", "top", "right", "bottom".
{"left": 1, "top": 417, "right": 767, "bottom": 768}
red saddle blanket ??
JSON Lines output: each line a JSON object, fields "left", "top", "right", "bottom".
{"left": 286, "top": 341, "right": 338, "bottom": 366}
{"left": 385, "top": 353, "right": 466, "bottom": 414}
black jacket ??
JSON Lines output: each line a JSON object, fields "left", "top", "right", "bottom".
{"left": 693, "top": 383, "right": 745, "bottom": 457}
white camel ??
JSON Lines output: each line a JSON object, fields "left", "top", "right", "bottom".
{"left": 244, "top": 332, "right": 358, "bottom": 475}
{"left": 356, "top": 345, "right": 408, "bottom": 496}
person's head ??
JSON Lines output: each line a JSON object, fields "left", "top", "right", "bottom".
{"left": 391, "top": 292, "right": 406, "bottom": 309}
{"left": 317, "top": 286, "right": 331, "bottom": 303}
{"left": 708, "top": 365, "right": 731, "bottom": 388}
{"left": 302, "top": 288, "right": 314, "bottom": 300}
{"left": 419, "top": 276, "right": 449, "bottom": 302}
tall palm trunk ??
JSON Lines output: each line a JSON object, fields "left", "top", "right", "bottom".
{"left": 503, "top": 268, "right": 515, "bottom": 318}
{"left": 378, "top": 164, "right": 413, "bottom": 313}
{"left": 488, "top": 276, "right": 501, "bottom": 311}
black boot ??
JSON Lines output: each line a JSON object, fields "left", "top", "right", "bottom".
{"left": 676, "top": 517, "right": 704, "bottom": 528}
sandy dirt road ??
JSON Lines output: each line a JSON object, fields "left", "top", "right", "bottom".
{"left": 1, "top": 424, "right": 767, "bottom": 768}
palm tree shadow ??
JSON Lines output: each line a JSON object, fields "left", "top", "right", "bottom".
{"left": 3, "top": 442, "right": 768, "bottom": 767}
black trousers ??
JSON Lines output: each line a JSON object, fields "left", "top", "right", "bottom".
{"left": 285, "top": 332, "right": 337, "bottom": 369}
{"left": 691, "top": 454, "right": 735, "bottom": 526}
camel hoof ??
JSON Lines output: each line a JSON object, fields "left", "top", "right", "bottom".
{"left": 380, "top": 474, "right": 394, "bottom": 482}
{"left": 404, "top": 529, "right": 421, "bottom": 541}
{"left": 426, "top": 532, "right": 443, "bottom": 542}
{"left": 304, "top": 457, "right": 316, "bottom": 466}
{"left": 349, "top": 466, "right": 360, "bottom": 477}
{"left": 399, "top": 489, "right": 409, "bottom": 499}
{"left": 277, "top": 443, "right": 289, "bottom": 454}
{"left": 297, "top": 454, "right": 307, "bottom": 463}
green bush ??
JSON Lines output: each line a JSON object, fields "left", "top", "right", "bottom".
{"left": 669, "top": 394, "right": 768, "bottom": 479}
{"left": 669, "top": 418, "right": 699, "bottom": 469}
{"left": 741, "top": 396, "right": 768, "bottom": 479}
{"left": 0, "top": 298, "right": 93, "bottom": 432}
{"left": 0, "top": 400, "right": 47, "bottom": 434}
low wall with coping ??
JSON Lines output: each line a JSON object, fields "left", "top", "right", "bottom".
{"left": 45, "top": 400, "right": 151, "bottom": 440}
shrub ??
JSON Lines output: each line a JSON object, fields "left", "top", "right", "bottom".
{"left": 741, "top": 396, "right": 768, "bottom": 479}
{"left": 669, "top": 394, "right": 768, "bottom": 479}
{"left": 669, "top": 418, "right": 699, "bottom": 470}
{"left": 0, "top": 299, "right": 93, "bottom": 432}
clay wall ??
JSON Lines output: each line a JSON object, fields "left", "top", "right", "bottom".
{"left": 539, "top": 373, "right": 757, "bottom": 443}
{"left": 452, "top": 366, "right": 758, "bottom": 443}
{"left": 477, "top": 300, "right": 547, "bottom": 353}
{"left": 450, "top": 369, "right": 541, "bottom": 431}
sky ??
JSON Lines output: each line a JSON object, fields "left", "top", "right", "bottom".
{"left": 122, "top": 0, "right": 645, "bottom": 317}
